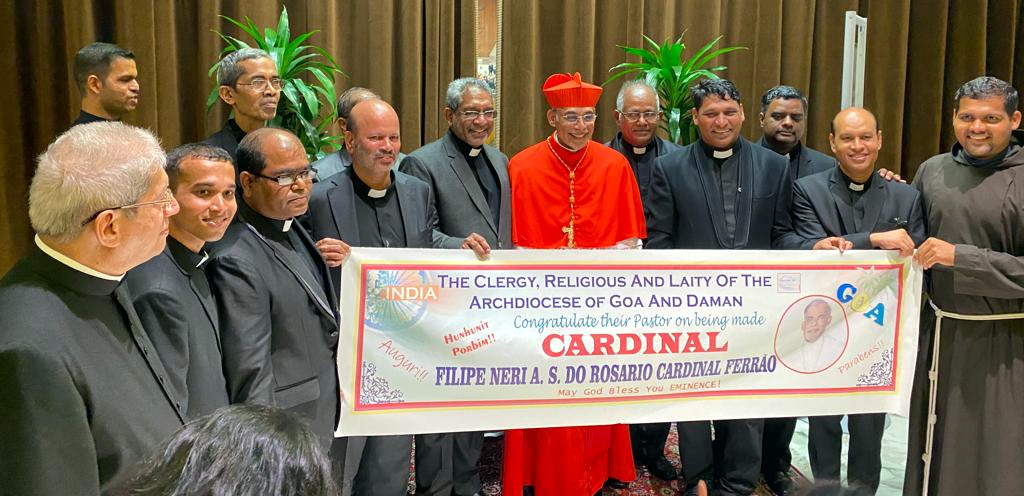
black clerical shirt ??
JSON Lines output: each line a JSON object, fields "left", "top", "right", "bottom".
{"left": 837, "top": 170, "right": 873, "bottom": 232}
{"left": 449, "top": 129, "right": 501, "bottom": 228}
{"left": 351, "top": 171, "right": 407, "bottom": 248}
{"left": 701, "top": 139, "right": 742, "bottom": 244}
{"left": 71, "top": 110, "right": 110, "bottom": 127}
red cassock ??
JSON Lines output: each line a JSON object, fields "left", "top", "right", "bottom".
{"left": 502, "top": 134, "right": 644, "bottom": 495}
{"left": 509, "top": 134, "right": 646, "bottom": 248}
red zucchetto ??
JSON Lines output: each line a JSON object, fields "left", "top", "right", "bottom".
{"left": 542, "top": 72, "right": 602, "bottom": 108}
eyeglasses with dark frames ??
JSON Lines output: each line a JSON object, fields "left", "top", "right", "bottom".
{"left": 251, "top": 167, "right": 317, "bottom": 187}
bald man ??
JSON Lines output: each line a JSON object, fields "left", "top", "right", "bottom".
{"left": 788, "top": 107, "right": 924, "bottom": 494}
{"left": 307, "top": 99, "right": 485, "bottom": 495}
{"left": 313, "top": 87, "right": 406, "bottom": 182}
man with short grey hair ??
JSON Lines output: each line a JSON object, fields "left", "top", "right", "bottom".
{"left": 400, "top": 77, "right": 508, "bottom": 495}
{"left": 71, "top": 41, "right": 139, "bottom": 127}
{"left": 313, "top": 86, "right": 405, "bottom": 182}
{"left": 204, "top": 48, "right": 282, "bottom": 159}
{"left": 0, "top": 122, "right": 183, "bottom": 494}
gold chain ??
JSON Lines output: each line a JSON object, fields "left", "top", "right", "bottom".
{"left": 546, "top": 136, "right": 589, "bottom": 248}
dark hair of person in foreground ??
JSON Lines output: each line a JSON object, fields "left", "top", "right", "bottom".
{"left": 115, "top": 403, "right": 339, "bottom": 496}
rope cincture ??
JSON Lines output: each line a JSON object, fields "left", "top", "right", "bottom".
{"left": 921, "top": 298, "right": 1024, "bottom": 495}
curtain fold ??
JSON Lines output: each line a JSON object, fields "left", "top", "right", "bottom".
{"left": 1, "top": 0, "right": 1022, "bottom": 273}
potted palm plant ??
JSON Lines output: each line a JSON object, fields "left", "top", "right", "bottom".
{"left": 606, "top": 33, "right": 745, "bottom": 145}
{"left": 207, "top": 7, "right": 345, "bottom": 160}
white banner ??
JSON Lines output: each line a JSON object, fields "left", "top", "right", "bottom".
{"left": 335, "top": 249, "right": 922, "bottom": 437}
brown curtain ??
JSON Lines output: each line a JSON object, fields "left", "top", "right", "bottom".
{"left": 2, "top": 0, "right": 1023, "bottom": 274}
{"left": 499, "top": 0, "right": 1024, "bottom": 179}
{"left": 0, "top": 0, "right": 474, "bottom": 274}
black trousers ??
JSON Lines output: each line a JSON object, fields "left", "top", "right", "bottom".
{"left": 414, "top": 431, "right": 484, "bottom": 495}
{"left": 808, "top": 413, "right": 886, "bottom": 494}
{"left": 762, "top": 417, "right": 797, "bottom": 477}
{"left": 630, "top": 422, "right": 671, "bottom": 462}
{"left": 679, "top": 419, "right": 763, "bottom": 496}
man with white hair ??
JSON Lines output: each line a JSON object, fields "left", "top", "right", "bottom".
{"left": 0, "top": 122, "right": 184, "bottom": 494}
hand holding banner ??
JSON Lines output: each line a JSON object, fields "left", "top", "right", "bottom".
{"left": 336, "top": 248, "right": 921, "bottom": 437}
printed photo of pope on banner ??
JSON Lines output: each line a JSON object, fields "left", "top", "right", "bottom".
{"left": 335, "top": 249, "right": 921, "bottom": 437}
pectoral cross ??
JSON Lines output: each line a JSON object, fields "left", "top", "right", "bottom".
{"left": 562, "top": 222, "right": 576, "bottom": 248}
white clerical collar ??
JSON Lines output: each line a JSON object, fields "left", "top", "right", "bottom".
{"left": 468, "top": 147, "right": 482, "bottom": 157}
{"left": 633, "top": 146, "right": 647, "bottom": 155}
{"left": 849, "top": 182, "right": 865, "bottom": 192}
{"left": 35, "top": 235, "right": 123, "bottom": 281}
{"left": 713, "top": 148, "right": 734, "bottom": 159}
{"left": 281, "top": 219, "right": 293, "bottom": 232}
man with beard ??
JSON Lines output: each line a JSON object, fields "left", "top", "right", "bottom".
{"left": 400, "top": 77, "right": 508, "bottom": 495}
{"left": 0, "top": 122, "right": 183, "bottom": 494}
{"left": 307, "top": 98, "right": 486, "bottom": 495}
{"left": 204, "top": 48, "right": 281, "bottom": 160}
{"left": 648, "top": 78, "right": 794, "bottom": 496}
{"left": 789, "top": 107, "right": 923, "bottom": 495}
{"left": 71, "top": 42, "right": 139, "bottom": 126}
{"left": 502, "top": 72, "right": 643, "bottom": 496}
{"left": 906, "top": 76, "right": 1024, "bottom": 496}
{"left": 314, "top": 86, "right": 406, "bottom": 182}
{"left": 206, "top": 129, "right": 340, "bottom": 450}
{"left": 126, "top": 143, "right": 238, "bottom": 420}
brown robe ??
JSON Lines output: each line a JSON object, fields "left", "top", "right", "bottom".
{"left": 905, "top": 130, "right": 1024, "bottom": 495}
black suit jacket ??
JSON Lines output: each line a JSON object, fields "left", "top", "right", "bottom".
{"left": 125, "top": 239, "right": 229, "bottom": 420}
{"left": 308, "top": 167, "right": 438, "bottom": 287}
{"left": 790, "top": 167, "right": 926, "bottom": 249}
{"left": 401, "top": 132, "right": 512, "bottom": 249}
{"left": 756, "top": 137, "right": 835, "bottom": 181}
{"left": 647, "top": 137, "right": 794, "bottom": 249}
{"left": 206, "top": 219, "right": 340, "bottom": 441}
{"left": 0, "top": 247, "right": 183, "bottom": 494}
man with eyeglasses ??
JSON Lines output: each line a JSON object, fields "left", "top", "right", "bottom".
{"left": 125, "top": 144, "right": 238, "bottom": 421}
{"left": 314, "top": 86, "right": 407, "bottom": 183}
{"left": 398, "top": 77, "right": 509, "bottom": 496}
{"left": 71, "top": 42, "right": 139, "bottom": 127}
{"left": 606, "top": 80, "right": 683, "bottom": 231}
{"left": 204, "top": 48, "right": 282, "bottom": 160}
{"left": 605, "top": 79, "right": 683, "bottom": 485}
{"left": 503, "top": 72, "right": 643, "bottom": 496}
{"left": 206, "top": 128, "right": 341, "bottom": 453}
{"left": 0, "top": 122, "right": 183, "bottom": 494}
{"left": 648, "top": 78, "right": 796, "bottom": 496}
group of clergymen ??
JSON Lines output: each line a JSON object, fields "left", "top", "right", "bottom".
{"left": 1, "top": 40, "right": 1022, "bottom": 496}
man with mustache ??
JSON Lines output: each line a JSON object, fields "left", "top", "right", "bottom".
{"left": 206, "top": 128, "right": 341, "bottom": 453}
{"left": 204, "top": 48, "right": 281, "bottom": 160}
{"left": 755, "top": 85, "right": 834, "bottom": 495}
{"left": 648, "top": 78, "right": 795, "bottom": 496}
{"left": 307, "top": 98, "right": 485, "bottom": 495}
{"left": 314, "top": 86, "right": 407, "bottom": 183}
{"left": 0, "top": 122, "right": 183, "bottom": 494}
{"left": 400, "top": 77, "right": 507, "bottom": 496}
{"left": 125, "top": 143, "right": 238, "bottom": 420}
{"left": 905, "top": 76, "right": 1024, "bottom": 496}
{"left": 503, "top": 72, "right": 643, "bottom": 496}
{"left": 71, "top": 42, "right": 140, "bottom": 126}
